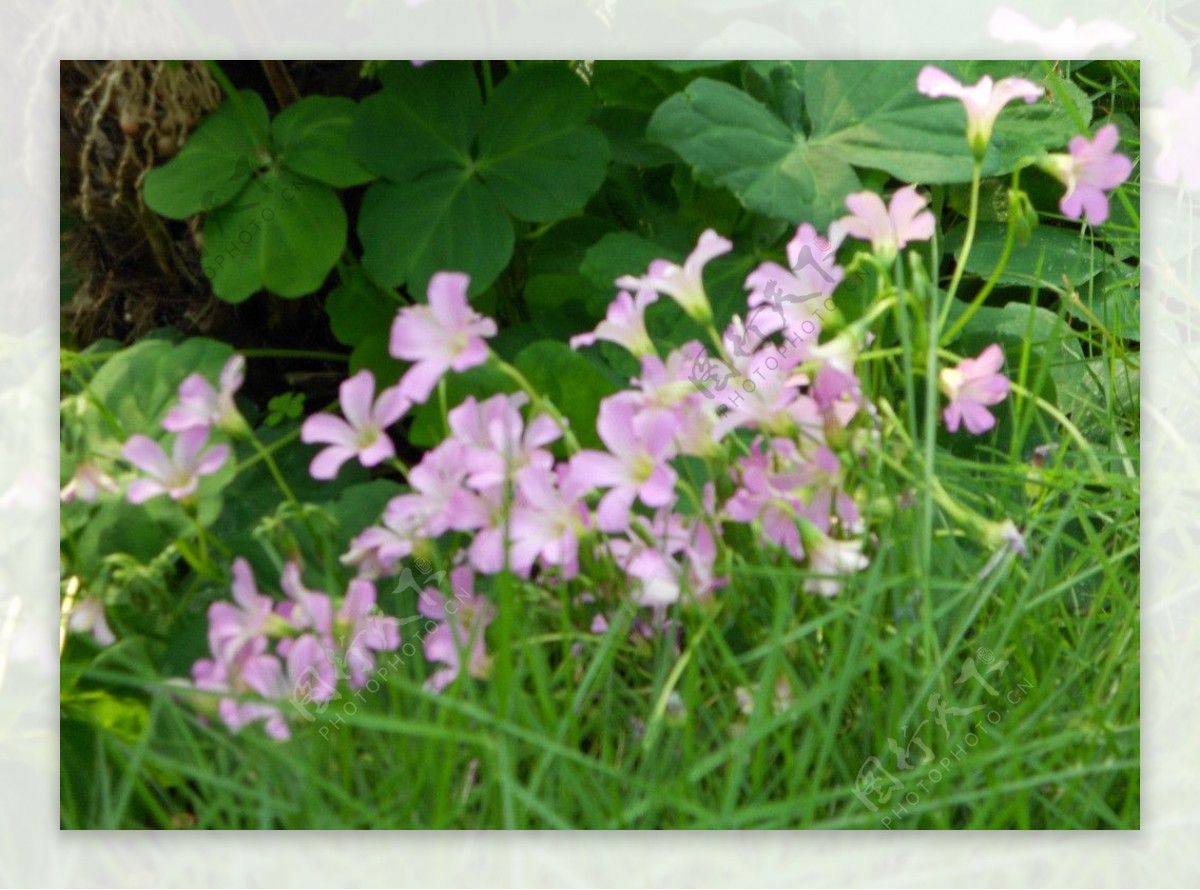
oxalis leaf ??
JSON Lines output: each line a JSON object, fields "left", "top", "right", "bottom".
{"left": 202, "top": 168, "right": 347, "bottom": 303}
{"left": 648, "top": 62, "right": 1083, "bottom": 228}
{"left": 351, "top": 62, "right": 610, "bottom": 297}
{"left": 142, "top": 90, "right": 270, "bottom": 220}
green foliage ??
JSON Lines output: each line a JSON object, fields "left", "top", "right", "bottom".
{"left": 143, "top": 91, "right": 372, "bottom": 303}
{"left": 70, "top": 58, "right": 1140, "bottom": 831}
{"left": 352, "top": 63, "right": 611, "bottom": 297}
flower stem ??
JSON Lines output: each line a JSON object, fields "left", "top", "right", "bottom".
{"left": 490, "top": 355, "right": 582, "bottom": 453}
{"left": 244, "top": 428, "right": 301, "bottom": 510}
{"left": 944, "top": 159, "right": 983, "bottom": 311}
{"left": 942, "top": 167, "right": 1023, "bottom": 342}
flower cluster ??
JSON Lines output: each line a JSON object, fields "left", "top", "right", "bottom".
{"left": 119, "top": 354, "right": 245, "bottom": 504}
{"left": 189, "top": 558, "right": 400, "bottom": 740}
{"left": 161, "top": 63, "right": 1121, "bottom": 740}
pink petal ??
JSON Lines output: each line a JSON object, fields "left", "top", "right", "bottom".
{"left": 397, "top": 359, "right": 448, "bottom": 404}
{"left": 596, "top": 485, "right": 637, "bottom": 533}
{"left": 373, "top": 385, "right": 411, "bottom": 428}
{"left": 450, "top": 337, "right": 489, "bottom": 372}
{"left": 889, "top": 186, "right": 935, "bottom": 245}
{"left": 961, "top": 401, "right": 998, "bottom": 435}
{"left": 220, "top": 355, "right": 246, "bottom": 394}
{"left": 974, "top": 343, "right": 1006, "bottom": 375}
{"left": 126, "top": 478, "right": 167, "bottom": 504}
{"left": 916, "top": 65, "right": 965, "bottom": 99}
{"left": 122, "top": 435, "right": 170, "bottom": 478}
{"left": 427, "top": 271, "right": 473, "bottom": 327}
{"left": 301, "top": 413, "right": 357, "bottom": 447}
{"left": 639, "top": 464, "right": 677, "bottom": 507}
{"left": 173, "top": 427, "right": 212, "bottom": 469}
{"left": 340, "top": 578, "right": 377, "bottom": 624}
{"left": 310, "top": 445, "right": 357, "bottom": 480}
{"left": 568, "top": 450, "right": 626, "bottom": 489}
{"left": 231, "top": 558, "right": 258, "bottom": 608}
{"left": 842, "top": 191, "right": 892, "bottom": 243}
{"left": 339, "top": 370, "right": 377, "bottom": 431}
{"left": 196, "top": 443, "right": 230, "bottom": 476}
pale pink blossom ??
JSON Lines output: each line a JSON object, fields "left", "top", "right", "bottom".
{"left": 300, "top": 370, "right": 410, "bottom": 480}
{"left": 60, "top": 462, "right": 118, "bottom": 503}
{"left": 447, "top": 393, "right": 560, "bottom": 491}
{"left": 418, "top": 565, "right": 494, "bottom": 692}
{"left": 335, "top": 578, "right": 400, "bottom": 688}
{"left": 389, "top": 271, "right": 498, "bottom": 403}
{"left": 276, "top": 561, "right": 334, "bottom": 639}
{"left": 568, "top": 395, "right": 679, "bottom": 533}
{"left": 570, "top": 289, "right": 659, "bottom": 356}
{"left": 207, "top": 558, "right": 275, "bottom": 665}
{"left": 744, "top": 223, "right": 844, "bottom": 339}
{"left": 799, "top": 523, "right": 869, "bottom": 597}
{"left": 916, "top": 65, "right": 1043, "bottom": 158}
{"left": 616, "top": 229, "right": 731, "bottom": 323}
{"left": 192, "top": 655, "right": 290, "bottom": 741}
{"left": 163, "top": 355, "right": 246, "bottom": 434}
{"left": 67, "top": 597, "right": 115, "bottom": 646}
{"left": 122, "top": 428, "right": 230, "bottom": 503}
{"left": 1151, "top": 82, "right": 1200, "bottom": 190}
{"left": 940, "top": 344, "right": 1011, "bottom": 435}
{"left": 507, "top": 464, "right": 592, "bottom": 578}
{"left": 1043, "top": 124, "right": 1132, "bottom": 226}
{"left": 988, "top": 7, "right": 1135, "bottom": 56}
{"left": 830, "top": 185, "right": 935, "bottom": 263}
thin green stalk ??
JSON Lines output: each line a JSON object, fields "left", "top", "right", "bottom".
{"left": 942, "top": 167, "right": 1022, "bottom": 342}
{"left": 245, "top": 430, "right": 301, "bottom": 509}
{"left": 237, "top": 348, "right": 349, "bottom": 362}
{"left": 944, "top": 160, "right": 983, "bottom": 310}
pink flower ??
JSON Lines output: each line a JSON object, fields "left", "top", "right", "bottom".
{"left": 940, "top": 344, "right": 1011, "bottom": 435}
{"left": 238, "top": 636, "right": 338, "bottom": 730}
{"left": 805, "top": 329, "right": 865, "bottom": 411}
{"left": 710, "top": 345, "right": 825, "bottom": 442}
{"left": 744, "top": 223, "right": 844, "bottom": 339}
{"left": 830, "top": 185, "right": 935, "bottom": 264}
{"left": 916, "top": 65, "right": 1044, "bottom": 158}
{"left": 799, "top": 523, "right": 868, "bottom": 597}
{"left": 616, "top": 229, "right": 731, "bottom": 323}
{"left": 1151, "top": 82, "right": 1200, "bottom": 190}
{"left": 163, "top": 355, "right": 246, "bottom": 434}
{"left": 276, "top": 561, "right": 334, "bottom": 638}
{"left": 389, "top": 271, "right": 498, "bottom": 403}
{"left": 300, "top": 370, "right": 410, "bottom": 480}
{"left": 67, "top": 597, "right": 115, "bottom": 646}
{"left": 570, "top": 288, "right": 659, "bottom": 356}
{"left": 192, "top": 656, "right": 290, "bottom": 741}
{"left": 405, "top": 439, "right": 491, "bottom": 534}
{"left": 447, "top": 393, "right": 560, "bottom": 491}
{"left": 207, "top": 558, "right": 275, "bottom": 665}
{"left": 122, "top": 428, "right": 230, "bottom": 503}
{"left": 418, "top": 565, "right": 494, "bottom": 692}
{"left": 342, "top": 522, "right": 416, "bottom": 579}
{"left": 335, "top": 578, "right": 400, "bottom": 688}
{"left": 507, "top": 464, "right": 591, "bottom": 578}
{"left": 60, "top": 462, "right": 118, "bottom": 503}
{"left": 568, "top": 395, "right": 679, "bottom": 533}
{"left": 988, "top": 7, "right": 1135, "bottom": 56}
{"left": 1043, "top": 124, "right": 1132, "bottom": 226}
